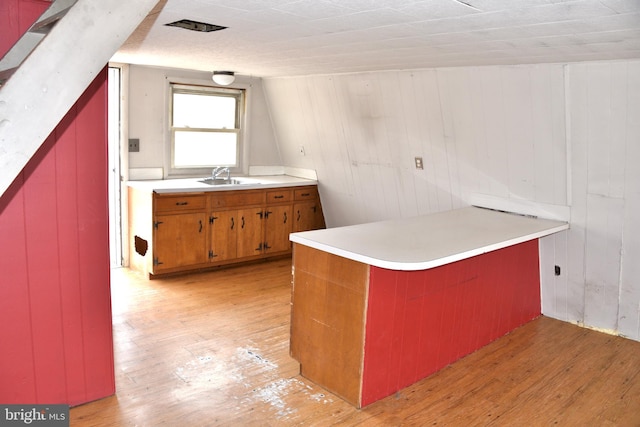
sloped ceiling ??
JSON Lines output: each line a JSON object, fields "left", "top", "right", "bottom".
{"left": 111, "top": 0, "right": 640, "bottom": 77}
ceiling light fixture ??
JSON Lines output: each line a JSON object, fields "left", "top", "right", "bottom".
{"left": 212, "top": 71, "right": 235, "bottom": 86}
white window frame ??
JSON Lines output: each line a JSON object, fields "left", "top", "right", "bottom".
{"left": 165, "top": 79, "right": 248, "bottom": 178}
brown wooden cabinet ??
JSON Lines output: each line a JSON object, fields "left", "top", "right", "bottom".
{"left": 128, "top": 183, "right": 324, "bottom": 277}
{"left": 263, "top": 188, "right": 294, "bottom": 254}
{"left": 154, "top": 212, "right": 208, "bottom": 270}
{"left": 209, "top": 188, "right": 292, "bottom": 261}
{"left": 293, "top": 187, "right": 325, "bottom": 232}
{"left": 151, "top": 193, "right": 208, "bottom": 273}
{"left": 209, "top": 210, "right": 237, "bottom": 262}
{"left": 209, "top": 190, "right": 264, "bottom": 262}
{"left": 264, "top": 204, "right": 293, "bottom": 253}
{"left": 235, "top": 207, "right": 265, "bottom": 258}
{"left": 210, "top": 206, "right": 272, "bottom": 261}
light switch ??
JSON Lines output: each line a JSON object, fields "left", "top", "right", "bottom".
{"left": 414, "top": 157, "right": 423, "bottom": 170}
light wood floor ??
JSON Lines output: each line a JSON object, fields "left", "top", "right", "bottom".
{"left": 70, "top": 258, "right": 640, "bottom": 426}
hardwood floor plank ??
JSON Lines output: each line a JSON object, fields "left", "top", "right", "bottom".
{"left": 70, "top": 258, "right": 640, "bottom": 426}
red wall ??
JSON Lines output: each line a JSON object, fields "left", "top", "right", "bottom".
{"left": 0, "top": 0, "right": 115, "bottom": 406}
{"left": 0, "top": 0, "right": 51, "bottom": 55}
{"left": 361, "top": 240, "right": 541, "bottom": 406}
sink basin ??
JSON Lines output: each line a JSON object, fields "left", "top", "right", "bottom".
{"left": 199, "top": 178, "right": 249, "bottom": 186}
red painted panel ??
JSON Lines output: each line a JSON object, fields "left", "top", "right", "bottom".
{"left": 397, "top": 271, "right": 427, "bottom": 388}
{"left": 0, "top": 0, "right": 58, "bottom": 404}
{"left": 54, "top": 106, "right": 87, "bottom": 403}
{"left": 0, "top": 176, "right": 37, "bottom": 403}
{"left": 0, "top": 63, "right": 113, "bottom": 404}
{"left": 361, "top": 240, "right": 541, "bottom": 406}
{"left": 73, "top": 72, "right": 115, "bottom": 404}
{"left": 22, "top": 131, "right": 69, "bottom": 403}
{"left": 361, "top": 267, "right": 397, "bottom": 401}
{"left": 415, "top": 268, "right": 446, "bottom": 380}
{"left": 0, "top": 0, "right": 51, "bottom": 57}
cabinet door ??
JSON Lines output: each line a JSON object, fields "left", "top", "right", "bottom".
{"left": 236, "top": 207, "right": 264, "bottom": 258}
{"left": 154, "top": 213, "right": 207, "bottom": 271}
{"left": 293, "top": 201, "right": 325, "bottom": 232}
{"left": 264, "top": 204, "right": 293, "bottom": 253}
{"left": 210, "top": 210, "right": 237, "bottom": 262}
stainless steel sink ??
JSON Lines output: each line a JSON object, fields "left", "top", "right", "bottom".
{"left": 199, "top": 178, "right": 248, "bottom": 186}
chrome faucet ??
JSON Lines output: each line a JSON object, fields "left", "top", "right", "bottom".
{"left": 212, "top": 166, "right": 230, "bottom": 180}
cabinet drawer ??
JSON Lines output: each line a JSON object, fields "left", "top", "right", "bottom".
{"left": 211, "top": 191, "right": 265, "bottom": 209}
{"left": 266, "top": 189, "right": 293, "bottom": 204}
{"left": 294, "top": 187, "right": 319, "bottom": 200}
{"left": 155, "top": 194, "right": 206, "bottom": 213}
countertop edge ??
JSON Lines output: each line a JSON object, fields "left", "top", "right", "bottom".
{"left": 290, "top": 208, "right": 570, "bottom": 271}
{"left": 127, "top": 175, "right": 317, "bottom": 193}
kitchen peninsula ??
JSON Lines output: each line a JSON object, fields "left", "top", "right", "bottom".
{"left": 128, "top": 175, "right": 325, "bottom": 277}
{"left": 289, "top": 206, "right": 569, "bottom": 408}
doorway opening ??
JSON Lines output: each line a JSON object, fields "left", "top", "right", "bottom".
{"left": 108, "top": 65, "right": 123, "bottom": 268}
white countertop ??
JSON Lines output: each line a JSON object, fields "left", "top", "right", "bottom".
{"left": 127, "top": 175, "right": 317, "bottom": 194}
{"left": 290, "top": 206, "right": 569, "bottom": 271}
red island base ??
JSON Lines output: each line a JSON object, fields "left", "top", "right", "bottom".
{"left": 290, "top": 239, "right": 540, "bottom": 408}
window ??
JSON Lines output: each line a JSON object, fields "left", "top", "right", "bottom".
{"left": 169, "top": 83, "right": 244, "bottom": 174}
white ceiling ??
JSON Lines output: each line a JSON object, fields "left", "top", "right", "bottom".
{"left": 111, "top": 0, "right": 640, "bottom": 78}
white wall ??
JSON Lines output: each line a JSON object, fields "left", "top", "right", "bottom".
{"left": 263, "top": 60, "right": 640, "bottom": 341}
{"left": 541, "top": 60, "right": 640, "bottom": 341}
{"left": 264, "top": 64, "right": 567, "bottom": 226}
{"left": 127, "top": 65, "right": 281, "bottom": 176}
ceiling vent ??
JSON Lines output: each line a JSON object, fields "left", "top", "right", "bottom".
{"left": 165, "top": 19, "right": 227, "bottom": 33}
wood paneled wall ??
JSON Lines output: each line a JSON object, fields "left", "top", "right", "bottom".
{"left": 541, "top": 60, "right": 640, "bottom": 341}
{"left": 263, "top": 60, "right": 640, "bottom": 341}
{"left": 0, "top": 0, "right": 114, "bottom": 405}
{"left": 264, "top": 64, "right": 567, "bottom": 227}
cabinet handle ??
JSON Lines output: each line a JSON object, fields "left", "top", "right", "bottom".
{"left": 297, "top": 211, "right": 301, "bottom": 221}
{"left": 199, "top": 220, "right": 203, "bottom": 233}
{"left": 241, "top": 216, "right": 245, "bottom": 229}
{"left": 230, "top": 217, "right": 235, "bottom": 230}
{"left": 274, "top": 195, "right": 284, "bottom": 199}
{"left": 283, "top": 212, "right": 287, "bottom": 224}
{"left": 301, "top": 193, "right": 310, "bottom": 197}
{"left": 257, "top": 211, "right": 264, "bottom": 219}
{"left": 255, "top": 242, "right": 263, "bottom": 252}
{"left": 176, "top": 201, "right": 188, "bottom": 206}
{"left": 265, "top": 210, "right": 272, "bottom": 219}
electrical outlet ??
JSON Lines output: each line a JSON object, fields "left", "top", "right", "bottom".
{"left": 414, "top": 156, "right": 423, "bottom": 170}
{"left": 129, "top": 138, "right": 140, "bottom": 152}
